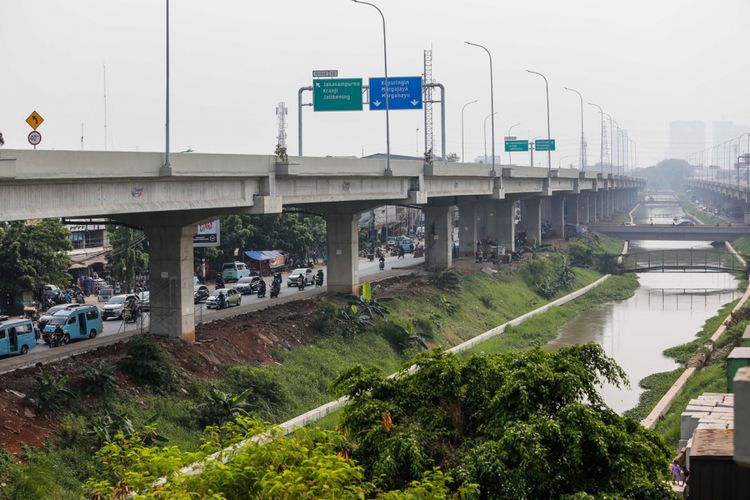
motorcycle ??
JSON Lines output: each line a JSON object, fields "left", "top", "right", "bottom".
{"left": 379, "top": 258, "right": 385, "bottom": 271}
{"left": 50, "top": 328, "right": 66, "bottom": 348}
{"left": 270, "top": 281, "right": 280, "bottom": 298}
{"left": 257, "top": 281, "right": 267, "bottom": 298}
{"left": 315, "top": 272, "right": 324, "bottom": 288}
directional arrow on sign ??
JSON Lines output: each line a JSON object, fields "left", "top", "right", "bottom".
{"left": 373, "top": 100, "right": 382, "bottom": 107}
{"left": 410, "top": 99, "right": 419, "bottom": 106}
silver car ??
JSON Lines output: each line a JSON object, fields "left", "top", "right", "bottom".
{"left": 205, "top": 288, "right": 241, "bottom": 309}
{"left": 234, "top": 276, "right": 263, "bottom": 295}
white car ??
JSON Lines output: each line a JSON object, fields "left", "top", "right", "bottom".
{"left": 102, "top": 294, "right": 138, "bottom": 320}
{"left": 287, "top": 268, "right": 314, "bottom": 287}
{"left": 205, "top": 288, "right": 241, "bottom": 309}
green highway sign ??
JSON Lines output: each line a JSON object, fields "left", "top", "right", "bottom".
{"left": 504, "top": 139, "right": 529, "bottom": 152}
{"left": 313, "top": 78, "right": 363, "bottom": 111}
{"left": 535, "top": 139, "right": 556, "bottom": 151}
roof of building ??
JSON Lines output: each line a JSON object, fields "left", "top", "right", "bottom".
{"left": 691, "top": 428, "right": 734, "bottom": 458}
{"left": 728, "top": 347, "right": 750, "bottom": 360}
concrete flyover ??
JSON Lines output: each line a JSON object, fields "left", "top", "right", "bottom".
{"left": 0, "top": 149, "right": 644, "bottom": 340}
{"left": 589, "top": 223, "right": 750, "bottom": 241}
{"left": 685, "top": 178, "right": 750, "bottom": 224}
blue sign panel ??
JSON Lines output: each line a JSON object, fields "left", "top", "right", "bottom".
{"left": 368, "top": 76, "right": 423, "bottom": 110}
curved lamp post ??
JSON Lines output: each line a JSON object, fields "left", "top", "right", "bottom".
{"left": 461, "top": 100, "right": 478, "bottom": 162}
{"left": 564, "top": 87, "right": 584, "bottom": 170}
{"left": 466, "top": 42, "right": 497, "bottom": 174}
{"left": 526, "top": 70, "right": 551, "bottom": 173}
{"left": 352, "top": 0, "right": 391, "bottom": 175}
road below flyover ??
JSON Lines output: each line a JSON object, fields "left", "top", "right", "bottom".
{"left": 0, "top": 254, "right": 424, "bottom": 375}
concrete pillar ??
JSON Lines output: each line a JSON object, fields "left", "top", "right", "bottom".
{"left": 520, "top": 197, "right": 542, "bottom": 244}
{"left": 744, "top": 202, "right": 750, "bottom": 225}
{"left": 145, "top": 224, "right": 198, "bottom": 342}
{"left": 424, "top": 205, "right": 453, "bottom": 270}
{"left": 549, "top": 193, "right": 566, "bottom": 238}
{"left": 598, "top": 190, "right": 606, "bottom": 219}
{"left": 326, "top": 212, "right": 359, "bottom": 294}
{"left": 735, "top": 367, "right": 750, "bottom": 468}
{"left": 591, "top": 191, "right": 599, "bottom": 222}
{"left": 566, "top": 193, "right": 580, "bottom": 225}
{"left": 580, "top": 192, "right": 590, "bottom": 224}
{"left": 606, "top": 190, "right": 613, "bottom": 217}
{"left": 494, "top": 200, "right": 516, "bottom": 252}
{"left": 458, "top": 202, "right": 479, "bottom": 258}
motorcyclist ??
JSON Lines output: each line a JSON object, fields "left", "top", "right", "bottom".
{"left": 257, "top": 280, "right": 267, "bottom": 298}
{"left": 315, "top": 269, "right": 324, "bottom": 287}
{"left": 215, "top": 275, "right": 225, "bottom": 289}
{"left": 379, "top": 255, "right": 385, "bottom": 271}
{"left": 218, "top": 291, "right": 226, "bottom": 310}
{"left": 124, "top": 295, "right": 139, "bottom": 322}
{"left": 52, "top": 325, "right": 65, "bottom": 347}
{"left": 270, "top": 279, "right": 281, "bottom": 298}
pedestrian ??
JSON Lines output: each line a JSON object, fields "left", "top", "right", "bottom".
{"left": 670, "top": 460, "right": 682, "bottom": 485}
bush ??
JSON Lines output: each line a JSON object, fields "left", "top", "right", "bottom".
{"left": 57, "top": 414, "right": 91, "bottom": 448}
{"left": 412, "top": 317, "right": 435, "bottom": 340}
{"left": 221, "top": 365, "right": 287, "bottom": 420}
{"left": 429, "top": 269, "right": 462, "bottom": 292}
{"left": 373, "top": 320, "right": 428, "bottom": 355}
{"left": 119, "top": 335, "right": 173, "bottom": 390}
{"left": 311, "top": 302, "right": 340, "bottom": 335}
{"left": 27, "top": 372, "right": 76, "bottom": 413}
{"left": 194, "top": 385, "right": 254, "bottom": 428}
{"left": 80, "top": 360, "right": 117, "bottom": 395}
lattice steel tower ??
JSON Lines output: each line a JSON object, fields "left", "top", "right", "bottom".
{"left": 423, "top": 49, "right": 433, "bottom": 158}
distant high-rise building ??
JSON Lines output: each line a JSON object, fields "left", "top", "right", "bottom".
{"left": 670, "top": 121, "right": 705, "bottom": 160}
{"left": 712, "top": 120, "right": 750, "bottom": 145}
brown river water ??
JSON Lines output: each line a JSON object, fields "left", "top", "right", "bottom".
{"left": 545, "top": 201, "right": 740, "bottom": 414}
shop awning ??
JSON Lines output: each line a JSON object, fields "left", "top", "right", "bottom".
{"left": 245, "top": 250, "right": 283, "bottom": 261}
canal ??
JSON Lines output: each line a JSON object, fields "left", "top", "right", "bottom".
{"left": 545, "top": 200, "right": 741, "bottom": 414}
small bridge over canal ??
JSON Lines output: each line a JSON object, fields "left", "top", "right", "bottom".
{"left": 620, "top": 249, "right": 748, "bottom": 274}
{"left": 590, "top": 224, "right": 750, "bottom": 242}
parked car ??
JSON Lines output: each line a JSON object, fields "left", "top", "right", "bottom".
{"left": 42, "top": 305, "right": 102, "bottom": 344}
{"left": 102, "top": 294, "right": 139, "bottom": 320}
{"left": 98, "top": 288, "right": 114, "bottom": 302}
{"left": 205, "top": 288, "right": 241, "bottom": 309}
{"left": 221, "top": 261, "right": 251, "bottom": 282}
{"left": 194, "top": 285, "right": 210, "bottom": 303}
{"left": 0, "top": 318, "right": 37, "bottom": 356}
{"left": 287, "top": 268, "right": 314, "bottom": 287}
{"left": 138, "top": 291, "right": 150, "bottom": 312}
{"left": 234, "top": 276, "right": 263, "bottom": 295}
{"left": 43, "top": 284, "right": 62, "bottom": 303}
{"left": 676, "top": 220, "right": 695, "bottom": 226}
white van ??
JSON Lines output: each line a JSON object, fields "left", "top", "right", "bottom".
{"left": 221, "top": 261, "right": 250, "bottom": 282}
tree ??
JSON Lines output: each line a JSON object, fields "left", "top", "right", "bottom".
{"left": 332, "top": 344, "right": 672, "bottom": 498}
{"left": 0, "top": 220, "right": 72, "bottom": 308}
{"left": 107, "top": 226, "right": 148, "bottom": 286}
{"left": 203, "top": 212, "right": 326, "bottom": 268}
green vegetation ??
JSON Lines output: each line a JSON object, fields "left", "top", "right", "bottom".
{"left": 731, "top": 235, "right": 750, "bottom": 256}
{"left": 331, "top": 345, "right": 672, "bottom": 498}
{"left": 0, "top": 219, "right": 72, "bottom": 311}
{"left": 2, "top": 236, "right": 637, "bottom": 498}
{"left": 681, "top": 197, "right": 725, "bottom": 225}
{"left": 106, "top": 226, "right": 149, "bottom": 286}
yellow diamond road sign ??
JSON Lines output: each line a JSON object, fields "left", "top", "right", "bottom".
{"left": 26, "top": 111, "right": 44, "bottom": 130}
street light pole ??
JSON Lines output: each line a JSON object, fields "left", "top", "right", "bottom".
{"left": 507, "top": 122, "right": 520, "bottom": 164}
{"left": 461, "top": 99, "right": 478, "bottom": 162}
{"left": 587, "top": 102, "right": 604, "bottom": 174}
{"left": 526, "top": 70, "right": 552, "bottom": 173}
{"left": 161, "top": 0, "right": 172, "bottom": 175}
{"left": 353, "top": 0, "right": 391, "bottom": 176}
{"left": 564, "top": 87, "right": 584, "bottom": 170}
{"left": 466, "top": 42, "right": 497, "bottom": 174}
{"left": 483, "top": 112, "right": 496, "bottom": 165}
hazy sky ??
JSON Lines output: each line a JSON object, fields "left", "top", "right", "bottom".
{"left": 2, "top": 0, "right": 748, "bottom": 167}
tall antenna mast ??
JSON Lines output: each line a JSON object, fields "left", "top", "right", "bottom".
{"left": 423, "top": 49, "right": 434, "bottom": 159}
{"left": 602, "top": 121, "right": 609, "bottom": 168}
{"left": 81, "top": 123, "right": 84, "bottom": 150}
{"left": 103, "top": 64, "right": 108, "bottom": 151}
{"left": 276, "top": 102, "right": 288, "bottom": 149}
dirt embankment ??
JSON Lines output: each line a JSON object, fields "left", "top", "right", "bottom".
{"left": 0, "top": 274, "right": 420, "bottom": 455}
